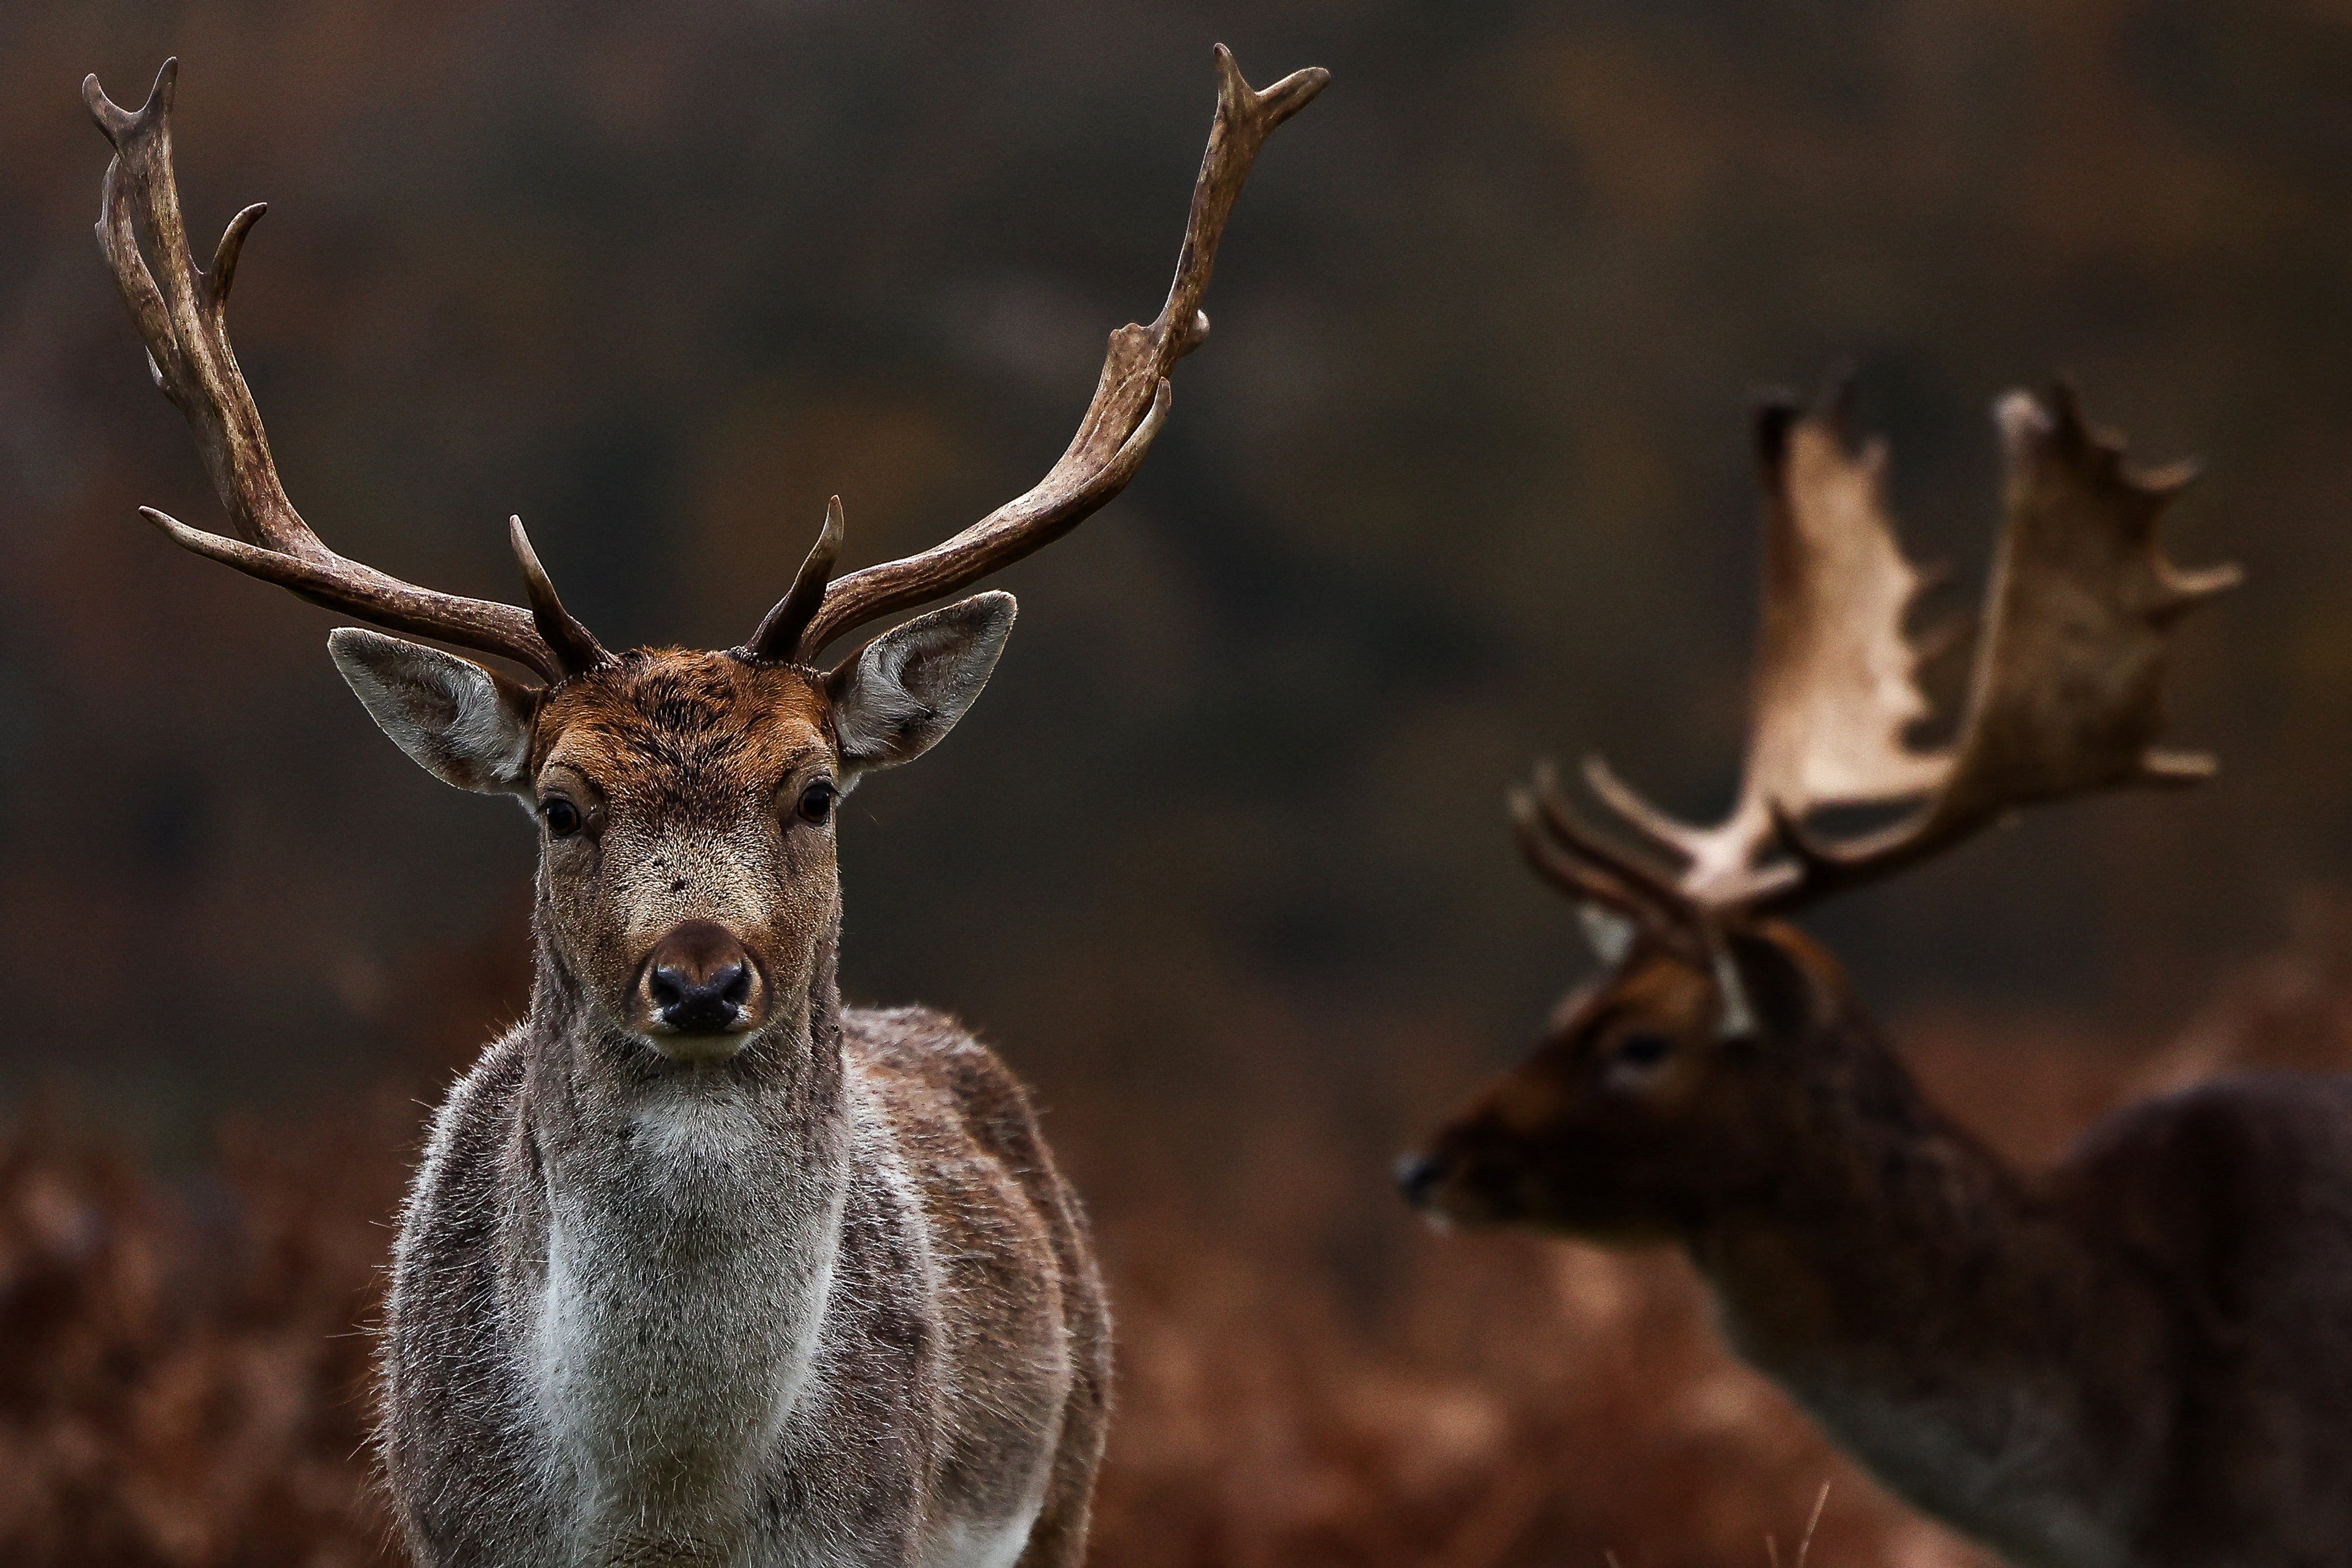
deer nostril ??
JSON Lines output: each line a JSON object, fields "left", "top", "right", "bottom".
{"left": 647, "top": 965, "right": 686, "bottom": 1014}
{"left": 1393, "top": 1152, "right": 1447, "bottom": 1207}
{"left": 650, "top": 963, "right": 749, "bottom": 1034}
{"left": 640, "top": 920, "right": 759, "bottom": 1038}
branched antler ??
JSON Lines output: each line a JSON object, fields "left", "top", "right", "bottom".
{"left": 741, "top": 45, "right": 1329, "bottom": 664}
{"left": 86, "top": 58, "right": 607, "bottom": 683}
{"left": 1519, "top": 376, "right": 2237, "bottom": 936}
{"left": 92, "top": 50, "right": 1324, "bottom": 684}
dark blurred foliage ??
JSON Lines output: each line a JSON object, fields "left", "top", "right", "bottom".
{"left": 12, "top": 0, "right": 2352, "bottom": 1128}
{"left": 21, "top": 910, "right": 2352, "bottom": 1567}
{"left": 9, "top": 0, "right": 2352, "bottom": 1560}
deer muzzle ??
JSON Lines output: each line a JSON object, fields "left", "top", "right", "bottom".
{"left": 636, "top": 918, "right": 764, "bottom": 1056}
{"left": 1392, "top": 1133, "right": 1518, "bottom": 1230}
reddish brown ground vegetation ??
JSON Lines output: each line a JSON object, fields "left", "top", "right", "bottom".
{"left": 14, "top": 898, "right": 2352, "bottom": 1568}
{"left": 0, "top": 1113, "right": 1987, "bottom": 1568}
{"left": 0, "top": 1114, "right": 400, "bottom": 1566}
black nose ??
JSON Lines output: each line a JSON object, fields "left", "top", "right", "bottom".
{"left": 649, "top": 961, "right": 750, "bottom": 1033}
{"left": 642, "top": 919, "right": 759, "bottom": 1036}
{"left": 1393, "top": 1152, "right": 1446, "bottom": 1208}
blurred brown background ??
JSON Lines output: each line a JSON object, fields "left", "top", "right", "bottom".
{"left": 6, "top": 1, "right": 2352, "bottom": 1564}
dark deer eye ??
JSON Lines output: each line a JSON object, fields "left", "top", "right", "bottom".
{"left": 796, "top": 781, "right": 837, "bottom": 825}
{"left": 1615, "top": 1032, "right": 1671, "bottom": 1068}
{"left": 541, "top": 798, "right": 582, "bottom": 838}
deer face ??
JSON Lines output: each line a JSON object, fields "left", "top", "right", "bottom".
{"left": 523, "top": 654, "right": 843, "bottom": 1060}
{"left": 326, "top": 594, "right": 1014, "bottom": 1062}
{"left": 1399, "top": 927, "right": 1829, "bottom": 1239}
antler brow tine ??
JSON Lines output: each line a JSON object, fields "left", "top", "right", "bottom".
{"left": 754, "top": 45, "right": 1329, "bottom": 665}
{"left": 86, "top": 58, "right": 608, "bottom": 683}
{"left": 739, "top": 496, "right": 847, "bottom": 664}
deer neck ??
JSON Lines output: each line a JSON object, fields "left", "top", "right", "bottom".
{"left": 513, "top": 901, "right": 855, "bottom": 1548}
{"left": 1687, "top": 1015, "right": 2150, "bottom": 1567}
{"left": 1692, "top": 1030, "right": 2040, "bottom": 1372}
{"left": 519, "top": 895, "right": 853, "bottom": 1246}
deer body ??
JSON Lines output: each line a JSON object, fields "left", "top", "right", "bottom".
{"left": 1687, "top": 938, "right": 2352, "bottom": 1568}
{"left": 390, "top": 1002, "right": 1104, "bottom": 1568}
{"left": 1401, "top": 383, "right": 2352, "bottom": 1564}
{"left": 85, "top": 49, "right": 1324, "bottom": 1568}
{"left": 346, "top": 645, "right": 1117, "bottom": 1568}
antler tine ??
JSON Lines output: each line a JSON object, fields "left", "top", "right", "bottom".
{"left": 509, "top": 516, "right": 608, "bottom": 674}
{"left": 1524, "top": 761, "right": 1691, "bottom": 914}
{"left": 1581, "top": 754, "right": 1709, "bottom": 872}
{"left": 774, "top": 45, "right": 1329, "bottom": 664}
{"left": 1509, "top": 784, "right": 1676, "bottom": 933}
{"left": 1511, "top": 763, "right": 1733, "bottom": 969}
{"left": 740, "top": 496, "right": 847, "bottom": 662}
{"left": 86, "top": 60, "right": 607, "bottom": 683}
{"left": 1750, "top": 382, "right": 2240, "bottom": 915}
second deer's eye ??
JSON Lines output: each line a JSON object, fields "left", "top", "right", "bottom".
{"left": 1615, "top": 1032, "right": 1671, "bottom": 1068}
{"left": 797, "top": 781, "right": 837, "bottom": 825}
{"left": 541, "top": 798, "right": 582, "bottom": 838}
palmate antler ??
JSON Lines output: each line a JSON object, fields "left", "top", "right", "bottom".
{"left": 84, "top": 60, "right": 607, "bottom": 684}
{"left": 1515, "top": 377, "right": 2239, "bottom": 953}
{"left": 741, "top": 46, "right": 1328, "bottom": 664}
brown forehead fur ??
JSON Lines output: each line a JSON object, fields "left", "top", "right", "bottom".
{"left": 1746, "top": 917, "right": 1847, "bottom": 1002}
{"left": 530, "top": 649, "right": 834, "bottom": 808}
{"left": 1562, "top": 920, "right": 1848, "bottom": 1041}
{"left": 1582, "top": 949, "right": 1719, "bottom": 1038}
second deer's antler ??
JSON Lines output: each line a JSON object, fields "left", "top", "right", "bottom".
{"left": 741, "top": 45, "right": 1329, "bottom": 665}
{"left": 1523, "top": 377, "right": 2239, "bottom": 927}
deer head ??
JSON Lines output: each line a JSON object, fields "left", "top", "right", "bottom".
{"left": 1399, "top": 379, "right": 2239, "bottom": 1234}
{"left": 88, "top": 53, "right": 1326, "bottom": 1061}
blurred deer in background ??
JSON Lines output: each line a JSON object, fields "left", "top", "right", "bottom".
{"left": 1400, "top": 383, "right": 2352, "bottom": 1568}
{"left": 86, "top": 49, "right": 1324, "bottom": 1568}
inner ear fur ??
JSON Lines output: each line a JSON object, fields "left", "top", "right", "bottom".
{"left": 826, "top": 591, "right": 1016, "bottom": 783}
{"left": 329, "top": 628, "right": 539, "bottom": 796}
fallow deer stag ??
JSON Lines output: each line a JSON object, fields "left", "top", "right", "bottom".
{"left": 88, "top": 50, "right": 1324, "bottom": 1568}
{"left": 1399, "top": 383, "right": 2352, "bottom": 1568}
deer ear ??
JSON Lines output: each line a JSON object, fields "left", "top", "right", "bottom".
{"left": 328, "top": 628, "right": 537, "bottom": 796}
{"left": 826, "top": 591, "right": 1016, "bottom": 784}
{"left": 1577, "top": 904, "right": 1639, "bottom": 967}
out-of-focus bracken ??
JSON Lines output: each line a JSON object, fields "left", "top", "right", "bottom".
{"left": 21, "top": 900, "right": 2352, "bottom": 1567}
{"left": 0, "top": 1094, "right": 1974, "bottom": 1568}
{"left": 0, "top": 1119, "right": 397, "bottom": 1566}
